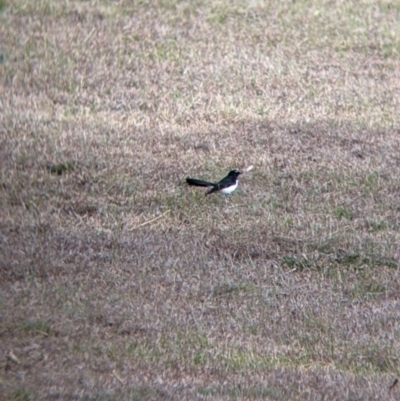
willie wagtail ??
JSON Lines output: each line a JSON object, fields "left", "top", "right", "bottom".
{"left": 186, "top": 169, "right": 242, "bottom": 196}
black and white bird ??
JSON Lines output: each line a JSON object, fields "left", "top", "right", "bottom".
{"left": 186, "top": 169, "right": 242, "bottom": 196}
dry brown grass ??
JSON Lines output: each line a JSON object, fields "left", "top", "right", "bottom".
{"left": 1, "top": 0, "right": 400, "bottom": 400}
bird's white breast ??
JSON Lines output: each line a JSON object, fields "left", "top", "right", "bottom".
{"left": 220, "top": 182, "right": 238, "bottom": 194}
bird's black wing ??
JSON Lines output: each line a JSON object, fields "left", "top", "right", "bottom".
{"left": 215, "top": 175, "right": 236, "bottom": 189}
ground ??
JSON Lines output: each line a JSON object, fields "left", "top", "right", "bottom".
{"left": 1, "top": 0, "right": 400, "bottom": 400}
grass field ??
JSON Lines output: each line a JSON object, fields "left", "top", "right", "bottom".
{"left": 1, "top": 0, "right": 400, "bottom": 399}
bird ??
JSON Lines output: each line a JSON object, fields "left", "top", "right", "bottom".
{"left": 186, "top": 169, "right": 242, "bottom": 196}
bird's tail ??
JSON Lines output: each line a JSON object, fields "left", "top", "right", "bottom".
{"left": 186, "top": 178, "right": 215, "bottom": 187}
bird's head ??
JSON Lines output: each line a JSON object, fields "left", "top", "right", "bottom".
{"left": 228, "top": 169, "right": 242, "bottom": 177}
